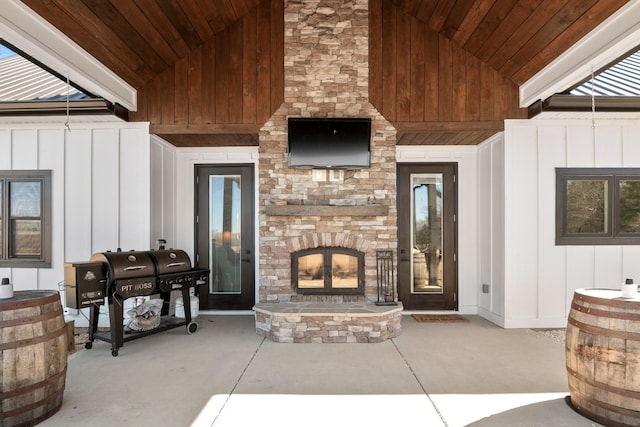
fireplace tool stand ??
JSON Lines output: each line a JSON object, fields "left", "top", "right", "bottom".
{"left": 376, "top": 250, "right": 397, "bottom": 306}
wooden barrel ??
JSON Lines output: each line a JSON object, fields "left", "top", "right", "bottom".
{"left": 566, "top": 288, "right": 640, "bottom": 427}
{"left": 0, "top": 291, "right": 67, "bottom": 427}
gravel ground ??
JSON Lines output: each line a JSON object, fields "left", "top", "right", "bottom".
{"left": 532, "top": 328, "right": 566, "bottom": 344}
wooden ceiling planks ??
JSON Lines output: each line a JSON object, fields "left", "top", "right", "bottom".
{"left": 109, "top": 1, "right": 180, "bottom": 65}
{"left": 460, "top": 0, "right": 520, "bottom": 56}
{"left": 473, "top": 0, "right": 544, "bottom": 64}
{"left": 132, "top": 0, "right": 191, "bottom": 58}
{"left": 482, "top": 0, "right": 563, "bottom": 72}
{"left": 510, "top": 0, "right": 629, "bottom": 84}
{"left": 176, "top": 0, "right": 214, "bottom": 43}
{"left": 394, "top": 0, "right": 629, "bottom": 85}
{"left": 23, "top": 0, "right": 629, "bottom": 93}
{"left": 154, "top": 0, "right": 205, "bottom": 48}
{"left": 450, "top": 0, "right": 497, "bottom": 46}
{"left": 438, "top": 1, "right": 477, "bottom": 39}
{"left": 19, "top": 0, "right": 630, "bottom": 146}
{"left": 21, "top": 0, "right": 265, "bottom": 89}
{"left": 81, "top": 0, "right": 169, "bottom": 75}
{"left": 498, "top": 0, "right": 600, "bottom": 79}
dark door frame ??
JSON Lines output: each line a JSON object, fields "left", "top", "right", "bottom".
{"left": 397, "top": 163, "right": 458, "bottom": 310}
{"left": 194, "top": 163, "right": 255, "bottom": 310}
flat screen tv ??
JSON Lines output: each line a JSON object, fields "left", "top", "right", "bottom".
{"left": 287, "top": 117, "right": 371, "bottom": 169}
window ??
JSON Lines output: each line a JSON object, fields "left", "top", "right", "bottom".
{"left": 556, "top": 168, "right": 640, "bottom": 245}
{"left": 0, "top": 170, "right": 52, "bottom": 267}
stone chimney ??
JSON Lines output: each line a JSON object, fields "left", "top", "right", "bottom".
{"left": 258, "top": 0, "right": 397, "bottom": 303}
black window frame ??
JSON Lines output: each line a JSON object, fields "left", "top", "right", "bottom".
{"left": 556, "top": 167, "right": 640, "bottom": 245}
{"left": 0, "top": 170, "right": 52, "bottom": 268}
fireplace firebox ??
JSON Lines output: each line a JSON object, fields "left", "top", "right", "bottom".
{"left": 292, "top": 247, "right": 364, "bottom": 295}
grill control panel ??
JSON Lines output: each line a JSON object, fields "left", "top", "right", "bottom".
{"left": 64, "top": 261, "right": 107, "bottom": 308}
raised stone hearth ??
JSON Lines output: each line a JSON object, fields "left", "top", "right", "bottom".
{"left": 254, "top": 302, "right": 403, "bottom": 343}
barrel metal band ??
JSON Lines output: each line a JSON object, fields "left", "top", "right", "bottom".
{"left": 571, "top": 301, "right": 640, "bottom": 320}
{"left": 569, "top": 385, "right": 640, "bottom": 426}
{"left": 568, "top": 317, "right": 640, "bottom": 341}
{"left": 0, "top": 325, "right": 66, "bottom": 351}
{"left": 0, "top": 366, "right": 67, "bottom": 399}
{"left": 0, "top": 292, "right": 59, "bottom": 309}
{"left": 0, "top": 309, "right": 62, "bottom": 328}
{"left": 0, "top": 384, "right": 64, "bottom": 419}
{"left": 575, "top": 291, "right": 639, "bottom": 309}
{"left": 567, "top": 365, "right": 640, "bottom": 400}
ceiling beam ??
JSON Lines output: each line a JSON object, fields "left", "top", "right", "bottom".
{"left": 0, "top": 99, "right": 128, "bottom": 120}
{"left": 149, "top": 124, "right": 261, "bottom": 135}
{"left": 394, "top": 121, "right": 504, "bottom": 133}
{"left": 528, "top": 95, "right": 640, "bottom": 118}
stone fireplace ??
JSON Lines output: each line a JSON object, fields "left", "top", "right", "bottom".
{"left": 255, "top": 0, "right": 401, "bottom": 342}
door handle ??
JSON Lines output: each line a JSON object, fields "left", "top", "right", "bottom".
{"left": 242, "top": 258, "right": 251, "bottom": 263}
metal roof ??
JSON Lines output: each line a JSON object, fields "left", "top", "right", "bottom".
{"left": 570, "top": 50, "right": 640, "bottom": 96}
{"left": 0, "top": 49, "right": 127, "bottom": 120}
{"left": 0, "top": 53, "right": 87, "bottom": 101}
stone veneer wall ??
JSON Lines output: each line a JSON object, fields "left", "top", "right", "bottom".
{"left": 258, "top": 0, "right": 397, "bottom": 303}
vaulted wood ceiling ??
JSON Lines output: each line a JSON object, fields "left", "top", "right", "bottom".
{"left": 19, "top": 0, "right": 629, "bottom": 146}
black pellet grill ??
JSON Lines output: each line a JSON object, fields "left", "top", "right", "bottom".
{"left": 65, "top": 249, "right": 208, "bottom": 356}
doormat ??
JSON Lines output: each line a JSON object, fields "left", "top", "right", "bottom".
{"left": 411, "top": 314, "right": 468, "bottom": 322}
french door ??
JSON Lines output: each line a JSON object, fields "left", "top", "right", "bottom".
{"left": 195, "top": 164, "right": 255, "bottom": 310}
{"left": 397, "top": 164, "right": 457, "bottom": 310}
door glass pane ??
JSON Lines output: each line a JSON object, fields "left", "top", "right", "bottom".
{"left": 297, "top": 253, "right": 324, "bottom": 289}
{"left": 411, "top": 173, "right": 443, "bottom": 294}
{"left": 331, "top": 253, "right": 358, "bottom": 289}
{"left": 209, "top": 175, "right": 241, "bottom": 294}
{"left": 566, "top": 179, "right": 608, "bottom": 233}
{"left": 619, "top": 179, "right": 640, "bottom": 233}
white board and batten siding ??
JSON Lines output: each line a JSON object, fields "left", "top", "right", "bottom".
{"left": 496, "top": 119, "right": 640, "bottom": 328}
{"left": 477, "top": 135, "right": 506, "bottom": 326}
{"left": 150, "top": 140, "right": 260, "bottom": 292}
{"left": 0, "top": 121, "right": 151, "bottom": 306}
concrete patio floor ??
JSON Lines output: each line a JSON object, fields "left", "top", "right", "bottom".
{"left": 40, "top": 314, "right": 602, "bottom": 427}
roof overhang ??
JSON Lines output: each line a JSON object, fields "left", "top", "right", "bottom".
{"left": 520, "top": 1, "right": 640, "bottom": 108}
{"left": 528, "top": 95, "right": 640, "bottom": 118}
{"left": 0, "top": 99, "right": 128, "bottom": 120}
{"left": 0, "top": 1, "right": 137, "bottom": 111}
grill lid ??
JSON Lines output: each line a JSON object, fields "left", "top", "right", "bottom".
{"left": 90, "top": 250, "right": 157, "bottom": 280}
{"left": 149, "top": 249, "right": 192, "bottom": 275}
